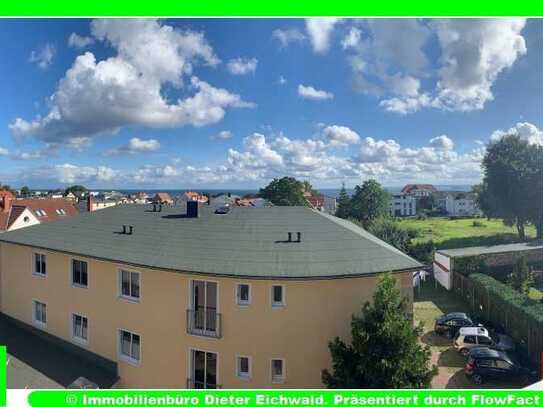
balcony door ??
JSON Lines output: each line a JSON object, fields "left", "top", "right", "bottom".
{"left": 189, "top": 349, "right": 218, "bottom": 389}
{"left": 191, "top": 280, "right": 217, "bottom": 334}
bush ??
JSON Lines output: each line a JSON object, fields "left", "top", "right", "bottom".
{"left": 472, "top": 220, "right": 485, "bottom": 227}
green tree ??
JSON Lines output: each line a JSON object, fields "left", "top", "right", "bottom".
{"left": 65, "top": 185, "right": 88, "bottom": 196}
{"left": 508, "top": 256, "right": 535, "bottom": 296}
{"left": 335, "top": 183, "right": 352, "bottom": 219}
{"left": 20, "top": 186, "right": 31, "bottom": 197}
{"left": 259, "top": 177, "right": 307, "bottom": 206}
{"left": 350, "top": 180, "right": 391, "bottom": 228}
{"left": 367, "top": 217, "right": 412, "bottom": 253}
{"left": 322, "top": 274, "right": 437, "bottom": 388}
{"left": 479, "top": 135, "right": 535, "bottom": 240}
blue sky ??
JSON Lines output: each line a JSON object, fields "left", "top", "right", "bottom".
{"left": 1, "top": 18, "right": 543, "bottom": 189}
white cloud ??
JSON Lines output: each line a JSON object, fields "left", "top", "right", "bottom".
{"left": 490, "top": 122, "right": 543, "bottom": 145}
{"left": 321, "top": 125, "right": 360, "bottom": 147}
{"left": 305, "top": 18, "right": 341, "bottom": 54}
{"left": 432, "top": 19, "right": 527, "bottom": 111}
{"left": 24, "top": 163, "right": 118, "bottom": 184}
{"left": 341, "top": 19, "right": 527, "bottom": 114}
{"left": 276, "top": 76, "right": 287, "bottom": 85}
{"left": 211, "top": 130, "right": 233, "bottom": 141}
{"left": 11, "top": 19, "right": 253, "bottom": 148}
{"left": 297, "top": 84, "right": 334, "bottom": 101}
{"left": 272, "top": 28, "right": 306, "bottom": 48}
{"left": 29, "top": 43, "right": 56, "bottom": 69}
{"left": 341, "top": 27, "right": 361, "bottom": 50}
{"left": 226, "top": 57, "right": 258, "bottom": 75}
{"left": 106, "top": 137, "right": 161, "bottom": 155}
{"left": 429, "top": 135, "right": 454, "bottom": 150}
{"left": 68, "top": 33, "right": 94, "bottom": 49}
{"left": 0, "top": 147, "right": 9, "bottom": 156}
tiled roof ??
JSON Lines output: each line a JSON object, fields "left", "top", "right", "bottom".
{"left": 401, "top": 184, "right": 437, "bottom": 193}
{"left": 0, "top": 205, "right": 422, "bottom": 279}
{"left": 14, "top": 199, "right": 79, "bottom": 223}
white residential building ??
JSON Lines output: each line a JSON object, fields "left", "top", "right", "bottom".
{"left": 445, "top": 193, "right": 480, "bottom": 216}
{"left": 389, "top": 193, "right": 416, "bottom": 217}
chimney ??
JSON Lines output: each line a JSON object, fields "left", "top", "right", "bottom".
{"left": 122, "top": 225, "right": 127, "bottom": 234}
{"left": 2, "top": 196, "right": 12, "bottom": 213}
{"left": 187, "top": 200, "right": 199, "bottom": 218}
{"left": 288, "top": 232, "right": 292, "bottom": 242}
{"left": 159, "top": 204, "right": 163, "bottom": 212}
{"left": 153, "top": 204, "right": 157, "bottom": 212}
{"left": 296, "top": 232, "right": 301, "bottom": 243}
{"left": 87, "top": 195, "right": 93, "bottom": 212}
{"left": 128, "top": 225, "right": 134, "bottom": 235}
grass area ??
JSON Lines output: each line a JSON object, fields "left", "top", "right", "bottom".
{"left": 399, "top": 217, "right": 536, "bottom": 249}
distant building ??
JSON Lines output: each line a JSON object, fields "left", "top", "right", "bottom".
{"left": 0, "top": 195, "right": 79, "bottom": 232}
{"left": 152, "top": 192, "right": 174, "bottom": 205}
{"left": 175, "top": 192, "right": 208, "bottom": 205}
{"left": 445, "top": 192, "right": 480, "bottom": 217}
{"left": 389, "top": 193, "right": 416, "bottom": 217}
{"left": 401, "top": 184, "right": 437, "bottom": 197}
{"left": 322, "top": 195, "right": 337, "bottom": 215}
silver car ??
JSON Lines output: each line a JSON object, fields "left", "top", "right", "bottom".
{"left": 454, "top": 327, "right": 515, "bottom": 356}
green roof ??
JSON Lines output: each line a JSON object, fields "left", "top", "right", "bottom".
{"left": 437, "top": 241, "right": 543, "bottom": 258}
{"left": 0, "top": 205, "right": 421, "bottom": 279}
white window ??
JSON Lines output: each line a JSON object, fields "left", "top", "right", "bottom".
{"left": 33, "top": 253, "right": 46, "bottom": 276}
{"left": 72, "top": 259, "right": 88, "bottom": 287}
{"left": 119, "top": 330, "right": 140, "bottom": 364}
{"left": 119, "top": 270, "right": 140, "bottom": 301}
{"left": 271, "top": 359, "right": 285, "bottom": 383}
{"left": 72, "top": 314, "right": 88, "bottom": 342}
{"left": 236, "top": 355, "right": 251, "bottom": 379}
{"left": 271, "top": 285, "right": 285, "bottom": 307}
{"left": 236, "top": 283, "right": 250, "bottom": 306}
{"left": 33, "top": 300, "right": 47, "bottom": 327}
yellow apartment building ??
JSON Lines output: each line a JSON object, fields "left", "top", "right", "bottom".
{"left": 0, "top": 203, "right": 421, "bottom": 388}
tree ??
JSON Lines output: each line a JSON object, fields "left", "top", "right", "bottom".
{"left": 335, "top": 183, "right": 352, "bottom": 219}
{"left": 65, "top": 185, "right": 88, "bottom": 196}
{"left": 20, "top": 186, "right": 31, "bottom": 197}
{"left": 322, "top": 274, "right": 437, "bottom": 388}
{"left": 479, "top": 135, "right": 536, "bottom": 240}
{"left": 508, "top": 256, "right": 534, "bottom": 296}
{"left": 259, "top": 177, "right": 307, "bottom": 206}
{"left": 350, "top": 180, "right": 391, "bottom": 228}
{"left": 367, "top": 217, "right": 412, "bottom": 253}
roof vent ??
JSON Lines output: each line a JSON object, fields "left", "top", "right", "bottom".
{"left": 296, "top": 232, "right": 301, "bottom": 243}
{"left": 215, "top": 205, "right": 230, "bottom": 215}
{"left": 121, "top": 225, "right": 134, "bottom": 235}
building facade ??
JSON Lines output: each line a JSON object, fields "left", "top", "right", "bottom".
{"left": 389, "top": 193, "right": 416, "bottom": 217}
{"left": 0, "top": 205, "right": 420, "bottom": 389}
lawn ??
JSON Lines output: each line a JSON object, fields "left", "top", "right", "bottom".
{"left": 399, "top": 217, "right": 536, "bottom": 249}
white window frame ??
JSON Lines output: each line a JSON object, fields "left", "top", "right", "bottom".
{"left": 118, "top": 269, "right": 141, "bottom": 302}
{"left": 236, "top": 283, "right": 251, "bottom": 306}
{"left": 236, "top": 354, "right": 252, "bottom": 380}
{"left": 32, "top": 300, "right": 47, "bottom": 328}
{"left": 71, "top": 258, "right": 89, "bottom": 288}
{"left": 271, "top": 284, "right": 286, "bottom": 308}
{"left": 32, "top": 252, "right": 47, "bottom": 277}
{"left": 71, "top": 313, "right": 89, "bottom": 345}
{"left": 271, "top": 358, "right": 286, "bottom": 384}
{"left": 118, "top": 329, "right": 141, "bottom": 365}
{"left": 187, "top": 347, "right": 220, "bottom": 388}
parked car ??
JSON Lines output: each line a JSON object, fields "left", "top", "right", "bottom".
{"left": 464, "top": 347, "right": 536, "bottom": 385}
{"left": 454, "top": 327, "right": 515, "bottom": 356}
{"left": 434, "top": 312, "right": 475, "bottom": 338}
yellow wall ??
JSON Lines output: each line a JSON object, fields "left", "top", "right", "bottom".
{"left": 0, "top": 242, "right": 413, "bottom": 389}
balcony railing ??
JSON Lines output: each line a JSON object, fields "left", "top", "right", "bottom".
{"left": 186, "top": 307, "right": 222, "bottom": 338}
{"left": 186, "top": 379, "right": 222, "bottom": 389}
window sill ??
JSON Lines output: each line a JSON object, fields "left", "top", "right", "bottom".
{"left": 119, "top": 295, "right": 140, "bottom": 304}
{"left": 72, "top": 283, "right": 88, "bottom": 289}
{"left": 32, "top": 321, "right": 46, "bottom": 330}
{"left": 32, "top": 273, "right": 46, "bottom": 278}
{"left": 119, "top": 355, "right": 140, "bottom": 366}
{"left": 71, "top": 336, "right": 89, "bottom": 347}
{"left": 271, "top": 303, "right": 285, "bottom": 309}
{"left": 272, "top": 378, "right": 285, "bottom": 384}
{"left": 237, "top": 374, "right": 251, "bottom": 381}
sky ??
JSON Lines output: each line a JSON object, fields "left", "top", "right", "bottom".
{"left": 1, "top": 18, "right": 543, "bottom": 189}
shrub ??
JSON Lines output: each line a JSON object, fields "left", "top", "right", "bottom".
{"left": 472, "top": 220, "right": 485, "bottom": 227}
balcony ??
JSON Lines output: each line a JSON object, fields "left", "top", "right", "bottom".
{"left": 186, "top": 379, "right": 222, "bottom": 389}
{"left": 186, "top": 307, "right": 222, "bottom": 338}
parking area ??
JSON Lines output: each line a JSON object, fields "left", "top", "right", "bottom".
{"left": 414, "top": 280, "right": 526, "bottom": 389}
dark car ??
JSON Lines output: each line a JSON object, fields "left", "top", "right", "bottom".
{"left": 434, "top": 312, "right": 474, "bottom": 338}
{"left": 464, "top": 347, "right": 536, "bottom": 385}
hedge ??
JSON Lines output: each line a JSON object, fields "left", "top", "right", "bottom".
{"left": 469, "top": 273, "right": 543, "bottom": 323}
